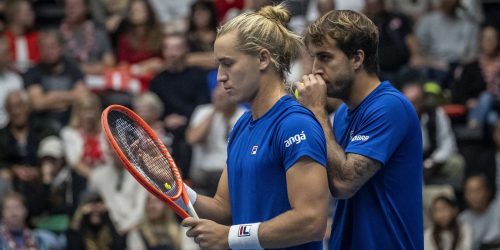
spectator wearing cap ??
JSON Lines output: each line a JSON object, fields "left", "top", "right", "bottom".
{"left": 34, "top": 136, "right": 76, "bottom": 250}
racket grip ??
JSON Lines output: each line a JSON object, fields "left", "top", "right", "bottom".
{"left": 187, "top": 200, "right": 199, "bottom": 219}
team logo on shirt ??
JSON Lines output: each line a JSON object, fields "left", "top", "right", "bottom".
{"left": 351, "top": 134, "right": 370, "bottom": 142}
{"left": 284, "top": 131, "right": 307, "bottom": 148}
{"left": 251, "top": 146, "right": 258, "bottom": 155}
{"left": 238, "top": 225, "right": 252, "bottom": 237}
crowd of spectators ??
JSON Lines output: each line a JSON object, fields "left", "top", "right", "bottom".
{"left": 0, "top": 0, "right": 499, "bottom": 249}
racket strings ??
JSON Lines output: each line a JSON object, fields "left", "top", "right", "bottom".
{"left": 108, "top": 110, "right": 180, "bottom": 197}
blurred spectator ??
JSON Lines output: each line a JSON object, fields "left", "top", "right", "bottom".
{"left": 132, "top": 92, "right": 173, "bottom": 148}
{"left": 453, "top": 25, "right": 500, "bottom": 129}
{"left": 0, "top": 192, "right": 48, "bottom": 249}
{"left": 67, "top": 190, "right": 126, "bottom": 250}
{"left": 186, "top": 83, "right": 245, "bottom": 196}
{"left": 37, "top": 136, "right": 75, "bottom": 224}
{"left": 88, "top": 154, "right": 147, "bottom": 242}
{"left": 116, "top": 0, "right": 162, "bottom": 78}
{"left": 305, "top": 0, "right": 335, "bottom": 23}
{"left": 0, "top": 90, "right": 56, "bottom": 181}
{"left": 89, "top": 0, "right": 130, "bottom": 33}
{"left": 472, "top": 119, "right": 500, "bottom": 197}
{"left": 384, "top": 0, "right": 433, "bottom": 22}
{"left": 60, "top": 0, "right": 116, "bottom": 75}
{"left": 415, "top": 0, "right": 479, "bottom": 87}
{"left": 3, "top": 0, "right": 40, "bottom": 73}
{"left": 0, "top": 35, "right": 23, "bottom": 128}
{"left": 61, "top": 93, "right": 109, "bottom": 205}
{"left": 215, "top": 0, "right": 244, "bottom": 22}
{"left": 403, "top": 82, "right": 464, "bottom": 189}
{"left": 335, "top": 0, "right": 364, "bottom": 12}
{"left": 186, "top": 0, "right": 218, "bottom": 69}
{"left": 459, "top": 174, "right": 500, "bottom": 249}
{"left": 35, "top": 136, "right": 73, "bottom": 250}
{"left": 148, "top": 0, "right": 195, "bottom": 25}
{"left": 364, "top": 0, "right": 423, "bottom": 84}
{"left": 149, "top": 33, "right": 210, "bottom": 178}
{"left": 129, "top": 194, "right": 182, "bottom": 250}
{"left": 24, "top": 29, "right": 89, "bottom": 130}
{"left": 424, "top": 195, "right": 473, "bottom": 250}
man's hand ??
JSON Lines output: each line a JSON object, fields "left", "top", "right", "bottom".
{"left": 298, "top": 74, "right": 328, "bottom": 114}
{"left": 164, "top": 114, "right": 188, "bottom": 130}
{"left": 182, "top": 217, "right": 230, "bottom": 250}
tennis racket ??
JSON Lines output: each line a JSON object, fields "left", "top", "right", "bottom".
{"left": 101, "top": 104, "right": 198, "bottom": 219}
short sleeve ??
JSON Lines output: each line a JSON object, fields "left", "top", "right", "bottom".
{"left": 188, "top": 105, "right": 213, "bottom": 128}
{"left": 345, "top": 96, "right": 411, "bottom": 165}
{"left": 276, "top": 111, "right": 327, "bottom": 171}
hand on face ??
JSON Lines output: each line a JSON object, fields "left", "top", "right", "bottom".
{"left": 182, "top": 218, "right": 230, "bottom": 250}
{"left": 297, "top": 74, "right": 328, "bottom": 114}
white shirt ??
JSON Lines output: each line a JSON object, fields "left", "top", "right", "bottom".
{"left": 459, "top": 199, "right": 500, "bottom": 249}
{"left": 424, "top": 223, "right": 473, "bottom": 250}
{"left": 0, "top": 71, "right": 23, "bottom": 128}
{"left": 188, "top": 104, "right": 245, "bottom": 173}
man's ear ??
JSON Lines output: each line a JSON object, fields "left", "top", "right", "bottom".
{"left": 258, "top": 49, "right": 272, "bottom": 71}
{"left": 352, "top": 49, "right": 365, "bottom": 71}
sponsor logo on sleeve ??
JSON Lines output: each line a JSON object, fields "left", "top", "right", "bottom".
{"left": 351, "top": 134, "right": 370, "bottom": 142}
{"left": 284, "top": 131, "right": 307, "bottom": 148}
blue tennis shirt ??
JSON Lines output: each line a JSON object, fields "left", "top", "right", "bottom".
{"left": 227, "top": 95, "right": 327, "bottom": 250}
{"left": 329, "top": 81, "right": 423, "bottom": 250}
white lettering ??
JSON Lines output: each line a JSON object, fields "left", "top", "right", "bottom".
{"left": 284, "top": 131, "right": 307, "bottom": 148}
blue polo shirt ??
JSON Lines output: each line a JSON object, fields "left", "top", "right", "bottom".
{"left": 227, "top": 95, "right": 327, "bottom": 250}
{"left": 329, "top": 81, "right": 423, "bottom": 250}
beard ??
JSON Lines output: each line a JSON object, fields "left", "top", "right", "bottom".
{"left": 326, "top": 74, "right": 353, "bottom": 100}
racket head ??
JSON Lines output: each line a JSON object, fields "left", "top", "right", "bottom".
{"left": 101, "top": 105, "right": 189, "bottom": 218}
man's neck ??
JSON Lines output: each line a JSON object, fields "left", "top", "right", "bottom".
{"left": 345, "top": 72, "right": 381, "bottom": 110}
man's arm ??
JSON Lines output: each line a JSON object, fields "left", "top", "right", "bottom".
{"left": 298, "top": 74, "right": 381, "bottom": 199}
{"left": 182, "top": 158, "right": 329, "bottom": 249}
{"left": 313, "top": 109, "right": 381, "bottom": 199}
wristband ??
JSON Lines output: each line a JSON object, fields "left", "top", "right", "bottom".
{"left": 175, "top": 184, "right": 197, "bottom": 211}
{"left": 228, "top": 223, "right": 262, "bottom": 249}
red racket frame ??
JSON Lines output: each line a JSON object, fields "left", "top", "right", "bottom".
{"left": 101, "top": 104, "right": 191, "bottom": 219}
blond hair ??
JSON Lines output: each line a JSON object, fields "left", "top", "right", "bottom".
{"left": 217, "top": 4, "right": 302, "bottom": 78}
{"left": 304, "top": 10, "right": 379, "bottom": 74}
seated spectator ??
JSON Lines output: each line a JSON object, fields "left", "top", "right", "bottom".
{"left": 132, "top": 92, "right": 174, "bottom": 148}
{"left": 3, "top": 0, "right": 40, "bottom": 73}
{"left": 24, "top": 29, "right": 89, "bottom": 129}
{"left": 0, "top": 35, "right": 23, "bottom": 128}
{"left": 37, "top": 136, "right": 75, "bottom": 224}
{"left": 116, "top": 0, "right": 163, "bottom": 81}
{"left": 403, "top": 82, "right": 465, "bottom": 189}
{"left": 364, "top": 0, "right": 423, "bottom": 85}
{"left": 60, "top": 0, "right": 116, "bottom": 75}
{"left": 472, "top": 119, "right": 500, "bottom": 197}
{"left": 88, "top": 153, "right": 147, "bottom": 241}
{"left": 129, "top": 194, "right": 182, "bottom": 250}
{"left": 186, "top": 83, "right": 245, "bottom": 196}
{"left": 186, "top": 0, "right": 218, "bottom": 69}
{"left": 88, "top": 0, "right": 130, "bottom": 33}
{"left": 415, "top": 0, "right": 479, "bottom": 87}
{"left": 67, "top": 191, "right": 126, "bottom": 250}
{"left": 0, "top": 192, "right": 48, "bottom": 249}
{"left": 425, "top": 195, "right": 473, "bottom": 250}
{"left": 149, "top": 33, "right": 210, "bottom": 177}
{"left": 384, "top": 0, "right": 433, "bottom": 22}
{"left": 453, "top": 25, "right": 500, "bottom": 129}
{"left": 61, "top": 93, "right": 109, "bottom": 179}
{"left": 459, "top": 174, "right": 500, "bottom": 249}
{"left": 215, "top": 0, "right": 244, "bottom": 23}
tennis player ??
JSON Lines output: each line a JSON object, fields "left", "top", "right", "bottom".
{"left": 297, "top": 10, "right": 424, "bottom": 249}
{"left": 180, "top": 4, "right": 329, "bottom": 250}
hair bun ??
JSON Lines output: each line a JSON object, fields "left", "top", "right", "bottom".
{"left": 257, "top": 4, "right": 290, "bottom": 26}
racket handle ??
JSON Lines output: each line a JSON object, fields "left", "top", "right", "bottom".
{"left": 187, "top": 200, "right": 199, "bottom": 219}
